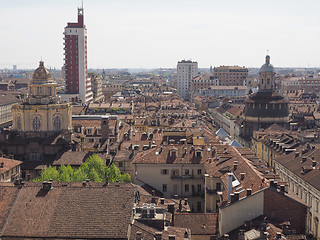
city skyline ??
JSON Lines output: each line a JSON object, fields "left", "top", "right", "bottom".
{"left": 1, "top": 0, "right": 320, "bottom": 69}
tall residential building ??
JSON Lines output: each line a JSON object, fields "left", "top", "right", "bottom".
{"left": 177, "top": 60, "right": 198, "bottom": 100}
{"left": 64, "top": 7, "right": 92, "bottom": 104}
{"left": 213, "top": 66, "right": 248, "bottom": 86}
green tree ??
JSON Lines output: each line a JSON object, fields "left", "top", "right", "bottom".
{"left": 33, "top": 154, "right": 131, "bottom": 183}
{"left": 34, "top": 166, "right": 59, "bottom": 182}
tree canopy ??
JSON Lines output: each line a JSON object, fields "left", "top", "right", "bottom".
{"left": 34, "top": 154, "right": 131, "bottom": 183}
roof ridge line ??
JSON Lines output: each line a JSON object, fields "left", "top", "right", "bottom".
{"left": 0, "top": 186, "right": 23, "bottom": 237}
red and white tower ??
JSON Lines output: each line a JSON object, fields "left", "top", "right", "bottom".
{"left": 64, "top": 6, "right": 92, "bottom": 104}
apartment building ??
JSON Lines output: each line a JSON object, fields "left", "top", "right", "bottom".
{"left": 177, "top": 60, "right": 198, "bottom": 100}
{"left": 213, "top": 66, "right": 248, "bottom": 86}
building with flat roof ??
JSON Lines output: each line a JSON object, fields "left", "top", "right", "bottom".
{"left": 64, "top": 7, "right": 93, "bottom": 104}
{"left": 213, "top": 65, "right": 248, "bottom": 86}
{"left": 177, "top": 60, "right": 198, "bottom": 100}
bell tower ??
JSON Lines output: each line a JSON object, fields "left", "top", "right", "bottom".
{"left": 258, "top": 55, "right": 276, "bottom": 92}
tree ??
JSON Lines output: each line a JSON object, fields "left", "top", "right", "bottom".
{"left": 33, "top": 154, "right": 131, "bottom": 183}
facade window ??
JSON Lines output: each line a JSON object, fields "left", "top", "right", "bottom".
{"left": 118, "top": 162, "right": 123, "bottom": 168}
{"left": 197, "top": 169, "right": 202, "bottom": 175}
{"left": 197, "top": 184, "right": 202, "bottom": 192}
{"left": 197, "top": 202, "right": 202, "bottom": 212}
{"left": 47, "top": 87, "right": 52, "bottom": 95}
{"left": 161, "top": 169, "right": 168, "bottom": 175}
{"left": 53, "top": 116, "right": 61, "bottom": 131}
{"left": 162, "top": 184, "right": 167, "bottom": 192}
{"left": 185, "top": 184, "right": 189, "bottom": 192}
{"left": 17, "top": 116, "right": 22, "bottom": 130}
{"left": 32, "top": 116, "right": 41, "bottom": 131}
{"left": 37, "top": 87, "right": 42, "bottom": 95}
{"left": 184, "top": 169, "right": 190, "bottom": 176}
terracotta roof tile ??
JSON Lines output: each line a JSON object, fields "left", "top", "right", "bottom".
{"left": 174, "top": 213, "right": 218, "bottom": 235}
{"left": 2, "top": 182, "right": 137, "bottom": 239}
{"left": 0, "top": 158, "right": 22, "bottom": 175}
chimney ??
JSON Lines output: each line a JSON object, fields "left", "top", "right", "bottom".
{"left": 312, "top": 161, "right": 317, "bottom": 167}
{"left": 224, "top": 234, "right": 230, "bottom": 240}
{"left": 106, "top": 176, "right": 109, "bottom": 185}
{"left": 262, "top": 232, "right": 269, "bottom": 240}
{"left": 301, "top": 157, "right": 307, "bottom": 163}
{"left": 234, "top": 192, "right": 240, "bottom": 201}
{"left": 239, "top": 229, "right": 245, "bottom": 240}
{"left": 240, "top": 172, "right": 246, "bottom": 180}
{"left": 136, "top": 232, "right": 142, "bottom": 240}
{"left": 167, "top": 203, "right": 175, "bottom": 225}
{"left": 155, "top": 232, "right": 162, "bottom": 240}
{"left": 0, "top": 162, "right": 3, "bottom": 168}
{"left": 230, "top": 193, "right": 235, "bottom": 202}
{"left": 179, "top": 200, "right": 182, "bottom": 211}
{"left": 233, "top": 161, "right": 238, "bottom": 171}
{"left": 167, "top": 203, "right": 175, "bottom": 214}
{"left": 270, "top": 179, "right": 277, "bottom": 188}
{"left": 280, "top": 185, "right": 285, "bottom": 193}
{"left": 227, "top": 173, "right": 233, "bottom": 201}
{"left": 276, "top": 232, "right": 282, "bottom": 239}
{"left": 168, "top": 236, "right": 176, "bottom": 240}
{"left": 295, "top": 152, "right": 299, "bottom": 158}
{"left": 151, "top": 190, "right": 157, "bottom": 203}
{"left": 160, "top": 198, "right": 165, "bottom": 204}
{"left": 246, "top": 188, "right": 252, "bottom": 196}
{"left": 42, "top": 181, "right": 52, "bottom": 190}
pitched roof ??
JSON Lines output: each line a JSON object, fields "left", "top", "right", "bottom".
{"left": 174, "top": 213, "right": 218, "bottom": 235}
{"left": 0, "top": 184, "right": 20, "bottom": 233}
{"left": 2, "top": 182, "right": 136, "bottom": 239}
{"left": 275, "top": 144, "right": 320, "bottom": 190}
{"left": 132, "top": 144, "right": 212, "bottom": 165}
{"left": 0, "top": 158, "right": 22, "bottom": 174}
{"left": 204, "top": 145, "right": 268, "bottom": 202}
{"left": 52, "top": 151, "right": 106, "bottom": 166}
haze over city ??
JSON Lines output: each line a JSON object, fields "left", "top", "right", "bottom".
{"left": 1, "top": 0, "right": 320, "bottom": 69}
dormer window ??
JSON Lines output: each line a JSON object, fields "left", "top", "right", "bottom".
{"left": 86, "top": 127, "right": 93, "bottom": 135}
{"left": 170, "top": 149, "right": 177, "bottom": 158}
{"left": 195, "top": 150, "right": 202, "bottom": 157}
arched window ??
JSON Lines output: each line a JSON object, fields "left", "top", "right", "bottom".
{"left": 53, "top": 116, "right": 61, "bottom": 131}
{"left": 17, "top": 116, "right": 22, "bottom": 130}
{"left": 33, "top": 116, "right": 41, "bottom": 131}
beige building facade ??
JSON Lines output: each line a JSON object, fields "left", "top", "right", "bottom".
{"left": 11, "top": 61, "right": 72, "bottom": 135}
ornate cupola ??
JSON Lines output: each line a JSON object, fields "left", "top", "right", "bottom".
{"left": 258, "top": 55, "right": 276, "bottom": 92}
{"left": 26, "top": 61, "right": 59, "bottom": 105}
{"left": 242, "top": 55, "right": 289, "bottom": 140}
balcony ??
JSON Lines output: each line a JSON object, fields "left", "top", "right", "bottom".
{"left": 171, "top": 174, "right": 204, "bottom": 179}
{"left": 206, "top": 187, "right": 219, "bottom": 194}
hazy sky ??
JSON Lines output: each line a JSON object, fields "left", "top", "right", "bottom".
{"left": 1, "top": 0, "right": 320, "bottom": 69}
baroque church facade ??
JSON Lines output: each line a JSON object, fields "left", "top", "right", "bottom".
{"left": 1, "top": 62, "right": 73, "bottom": 162}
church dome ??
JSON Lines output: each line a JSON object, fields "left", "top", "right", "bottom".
{"left": 31, "top": 61, "right": 53, "bottom": 83}
{"left": 259, "top": 55, "right": 275, "bottom": 73}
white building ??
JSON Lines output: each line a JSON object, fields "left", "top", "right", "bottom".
{"left": 177, "top": 60, "right": 198, "bottom": 100}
